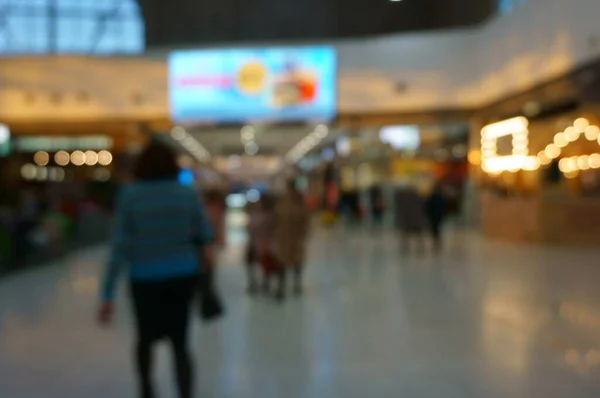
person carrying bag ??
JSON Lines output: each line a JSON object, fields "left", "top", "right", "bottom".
{"left": 197, "top": 245, "right": 224, "bottom": 322}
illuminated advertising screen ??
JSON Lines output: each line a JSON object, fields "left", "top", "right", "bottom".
{"left": 168, "top": 46, "right": 337, "bottom": 123}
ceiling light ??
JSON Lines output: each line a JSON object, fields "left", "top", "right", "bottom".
{"left": 85, "top": 150, "right": 99, "bottom": 166}
{"left": 245, "top": 142, "right": 259, "bottom": 156}
{"left": 545, "top": 144, "right": 561, "bottom": 159}
{"left": 171, "top": 126, "right": 187, "bottom": 141}
{"left": 98, "top": 150, "right": 113, "bottom": 166}
{"left": 241, "top": 125, "right": 255, "bottom": 142}
{"left": 537, "top": 151, "right": 551, "bottom": 165}
{"left": 35, "top": 166, "right": 48, "bottom": 181}
{"left": 50, "top": 167, "right": 65, "bottom": 182}
{"left": 564, "top": 127, "right": 580, "bottom": 142}
{"left": 585, "top": 125, "right": 600, "bottom": 140}
{"left": 315, "top": 124, "right": 329, "bottom": 138}
{"left": 55, "top": 151, "right": 70, "bottom": 166}
{"left": 574, "top": 118, "right": 590, "bottom": 132}
{"left": 70, "top": 150, "right": 86, "bottom": 166}
{"left": 34, "top": 151, "right": 49, "bottom": 166}
{"left": 578, "top": 155, "right": 590, "bottom": 170}
{"left": 20, "top": 163, "right": 37, "bottom": 180}
{"left": 589, "top": 153, "right": 600, "bottom": 169}
{"left": 554, "top": 133, "right": 568, "bottom": 148}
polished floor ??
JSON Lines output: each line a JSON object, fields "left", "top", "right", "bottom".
{"left": 1, "top": 226, "right": 600, "bottom": 398}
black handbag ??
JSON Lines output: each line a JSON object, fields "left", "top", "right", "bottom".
{"left": 198, "top": 267, "right": 224, "bottom": 322}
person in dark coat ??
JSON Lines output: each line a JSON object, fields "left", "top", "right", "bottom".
{"left": 394, "top": 186, "right": 427, "bottom": 252}
{"left": 425, "top": 183, "right": 447, "bottom": 251}
{"left": 98, "top": 142, "right": 214, "bottom": 398}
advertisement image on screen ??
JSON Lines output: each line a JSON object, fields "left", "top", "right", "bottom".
{"left": 168, "top": 46, "right": 337, "bottom": 123}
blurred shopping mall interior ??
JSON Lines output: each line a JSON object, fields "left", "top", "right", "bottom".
{"left": 2, "top": 0, "right": 600, "bottom": 397}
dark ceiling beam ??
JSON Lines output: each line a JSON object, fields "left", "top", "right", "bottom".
{"left": 138, "top": 0, "right": 497, "bottom": 47}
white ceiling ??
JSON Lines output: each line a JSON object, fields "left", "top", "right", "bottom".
{"left": 184, "top": 124, "right": 339, "bottom": 157}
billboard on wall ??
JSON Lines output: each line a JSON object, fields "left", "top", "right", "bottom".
{"left": 168, "top": 46, "right": 337, "bottom": 123}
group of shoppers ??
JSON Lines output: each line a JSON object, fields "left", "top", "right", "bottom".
{"left": 97, "top": 141, "right": 311, "bottom": 398}
{"left": 245, "top": 183, "right": 310, "bottom": 301}
{"left": 338, "top": 183, "right": 449, "bottom": 251}
{"left": 95, "top": 140, "right": 450, "bottom": 398}
{"left": 395, "top": 183, "right": 448, "bottom": 252}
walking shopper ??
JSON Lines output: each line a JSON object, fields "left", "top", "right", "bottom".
{"left": 273, "top": 182, "right": 311, "bottom": 300}
{"left": 425, "top": 183, "right": 447, "bottom": 251}
{"left": 97, "top": 142, "right": 213, "bottom": 398}
{"left": 394, "top": 186, "right": 427, "bottom": 252}
{"left": 246, "top": 195, "right": 276, "bottom": 295}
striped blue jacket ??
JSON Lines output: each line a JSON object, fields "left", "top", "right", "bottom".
{"left": 100, "top": 180, "right": 213, "bottom": 302}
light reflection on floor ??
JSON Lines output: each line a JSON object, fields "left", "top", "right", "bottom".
{"left": 1, "top": 226, "right": 600, "bottom": 397}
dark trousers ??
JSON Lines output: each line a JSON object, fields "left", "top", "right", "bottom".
{"left": 275, "top": 264, "right": 303, "bottom": 298}
{"left": 429, "top": 218, "right": 443, "bottom": 249}
{"left": 130, "top": 276, "right": 197, "bottom": 398}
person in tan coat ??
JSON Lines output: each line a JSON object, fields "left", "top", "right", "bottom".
{"left": 273, "top": 182, "right": 311, "bottom": 300}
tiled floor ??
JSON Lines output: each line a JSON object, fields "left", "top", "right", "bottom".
{"left": 1, "top": 226, "right": 600, "bottom": 397}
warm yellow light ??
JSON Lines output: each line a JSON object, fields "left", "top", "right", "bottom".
{"left": 589, "top": 153, "right": 600, "bottom": 169}
{"left": 482, "top": 149, "right": 496, "bottom": 158}
{"left": 481, "top": 116, "right": 529, "bottom": 139}
{"left": 564, "top": 127, "right": 580, "bottom": 142}
{"left": 578, "top": 155, "right": 590, "bottom": 170}
{"left": 98, "top": 150, "right": 113, "bottom": 166}
{"left": 468, "top": 150, "right": 481, "bottom": 165}
{"left": 34, "top": 151, "right": 49, "bottom": 166}
{"left": 554, "top": 133, "right": 568, "bottom": 148}
{"left": 564, "top": 170, "right": 579, "bottom": 179}
{"left": 512, "top": 149, "right": 529, "bottom": 156}
{"left": 481, "top": 141, "right": 496, "bottom": 150}
{"left": 537, "top": 151, "right": 551, "bottom": 165}
{"left": 55, "top": 151, "right": 70, "bottom": 166}
{"left": 559, "top": 158, "right": 571, "bottom": 173}
{"left": 522, "top": 156, "right": 540, "bottom": 171}
{"left": 70, "top": 150, "right": 86, "bottom": 166}
{"left": 545, "top": 144, "right": 561, "bottom": 159}
{"left": 480, "top": 117, "right": 531, "bottom": 174}
{"left": 574, "top": 117, "right": 590, "bottom": 132}
{"left": 84, "top": 150, "right": 99, "bottom": 166}
{"left": 565, "top": 157, "right": 578, "bottom": 172}
{"left": 585, "top": 125, "right": 600, "bottom": 141}
{"left": 512, "top": 138, "right": 529, "bottom": 150}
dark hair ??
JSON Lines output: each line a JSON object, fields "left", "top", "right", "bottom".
{"left": 134, "top": 142, "right": 179, "bottom": 181}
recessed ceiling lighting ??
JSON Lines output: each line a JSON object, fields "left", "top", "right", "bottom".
{"left": 245, "top": 142, "right": 259, "bottom": 156}
{"left": 171, "top": 126, "right": 187, "bottom": 141}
